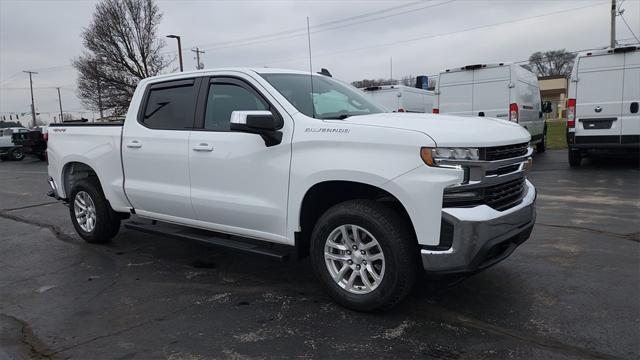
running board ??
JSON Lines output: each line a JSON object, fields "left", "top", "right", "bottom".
{"left": 124, "top": 220, "right": 290, "bottom": 262}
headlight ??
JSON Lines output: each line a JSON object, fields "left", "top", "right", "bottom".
{"left": 420, "top": 147, "right": 479, "bottom": 166}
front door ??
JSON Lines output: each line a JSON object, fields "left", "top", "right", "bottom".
{"left": 188, "top": 76, "right": 292, "bottom": 243}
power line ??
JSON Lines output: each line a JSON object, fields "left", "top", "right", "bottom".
{"left": 619, "top": 13, "right": 640, "bottom": 43}
{"left": 243, "top": 1, "right": 607, "bottom": 68}
{"left": 0, "top": 86, "right": 75, "bottom": 90}
{"left": 169, "top": 0, "right": 431, "bottom": 53}
{"left": 195, "top": 1, "right": 457, "bottom": 53}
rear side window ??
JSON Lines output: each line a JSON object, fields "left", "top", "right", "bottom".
{"left": 141, "top": 79, "right": 198, "bottom": 129}
{"left": 204, "top": 82, "right": 268, "bottom": 131}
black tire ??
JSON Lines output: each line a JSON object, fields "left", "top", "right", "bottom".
{"left": 36, "top": 153, "right": 46, "bottom": 161}
{"left": 0, "top": 154, "right": 8, "bottom": 161}
{"left": 568, "top": 148, "right": 581, "bottom": 168}
{"left": 536, "top": 128, "right": 547, "bottom": 153}
{"left": 310, "top": 199, "right": 418, "bottom": 312}
{"left": 10, "top": 148, "right": 24, "bottom": 161}
{"left": 68, "top": 178, "right": 121, "bottom": 244}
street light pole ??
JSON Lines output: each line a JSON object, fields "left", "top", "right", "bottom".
{"left": 167, "top": 35, "right": 184, "bottom": 72}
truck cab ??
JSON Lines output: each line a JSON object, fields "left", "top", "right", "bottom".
{"left": 435, "top": 63, "right": 548, "bottom": 153}
{"left": 566, "top": 46, "right": 640, "bottom": 167}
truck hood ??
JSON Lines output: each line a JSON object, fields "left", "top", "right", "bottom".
{"left": 335, "top": 113, "right": 531, "bottom": 147}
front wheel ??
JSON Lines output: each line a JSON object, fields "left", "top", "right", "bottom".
{"left": 69, "top": 178, "right": 121, "bottom": 243}
{"left": 310, "top": 199, "right": 418, "bottom": 312}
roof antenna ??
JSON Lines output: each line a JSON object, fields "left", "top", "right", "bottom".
{"left": 307, "top": 16, "right": 316, "bottom": 119}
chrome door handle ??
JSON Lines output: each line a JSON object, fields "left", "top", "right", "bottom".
{"left": 126, "top": 140, "right": 142, "bottom": 148}
{"left": 192, "top": 143, "right": 213, "bottom": 152}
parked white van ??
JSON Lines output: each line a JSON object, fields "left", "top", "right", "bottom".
{"left": 362, "top": 85, "right": 435, "bottom": 113}
{"left": 435, "top": 63, "right": 549, "bottom": 152}
{"left": 566, "top": 46, "right": 640, "bottom": 167}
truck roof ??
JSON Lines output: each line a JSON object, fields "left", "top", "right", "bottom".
{"left": 142, "top": 67, "right": 321, "bottom": 83}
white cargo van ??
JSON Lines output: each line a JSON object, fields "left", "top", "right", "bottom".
{"left": 362, "top": 85, "right": 434, "bottom": 113}
{"left": 566, "top": 46, "right": 640, "bottom": 167}
{"left": 435, "top": 63, "right": 549, "bottom": 152}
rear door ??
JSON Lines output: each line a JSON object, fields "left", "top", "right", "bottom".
{"left": 472, "top": 67, "right": 510, "bottom": 118}
{"left": 575, "top": 53, "right": 624, "bottom": 140}
{"left": 621, "top": 50, "right": 640, "bottom": 143}
{"left": 122, "top": 78, "right": 201, "bottom": 220}
{"left": 438, "top": 71, "right": 473, "bottom": 115}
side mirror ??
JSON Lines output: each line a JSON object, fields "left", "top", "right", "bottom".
{"left": 230, "top": 111, "right": 283, "bottom": 147}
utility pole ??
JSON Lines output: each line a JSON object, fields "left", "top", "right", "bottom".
{"left": 56, "top": 87, "right": 63, "bottom": 123}
{"left": 390, "top": 57, "right": 393, "bottom": 81}
{"left": 23, "top": 70, "right": 38, "bottom": 128}
{"left": 191, "top": 47, "right": 205, "bottom": 70}
{"left": 610, "top": 0, "right": 616, "bottom": 48}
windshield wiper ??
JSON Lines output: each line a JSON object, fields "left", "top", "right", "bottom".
{"left": 320, "top": 114, "right": 350, "bottom": 120}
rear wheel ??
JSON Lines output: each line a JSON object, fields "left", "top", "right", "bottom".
{"left": 10, "top": 148, "right": 24, "bottom": 161}
{"left": 310, "top": 199, "right": 417, "bottom": 312}
{"left": 568, "top": 148, "right": 581, "bottom": 167}
{"left": 69, "top": 178, "right": 121, "bottom": 243}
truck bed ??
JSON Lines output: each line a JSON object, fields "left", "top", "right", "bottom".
{"left": 47, "top": 122, "right": 131, "bottom": 212}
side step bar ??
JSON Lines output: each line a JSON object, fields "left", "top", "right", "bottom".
{"left": 124, "top": 221, "right": 290, "bottom": 262}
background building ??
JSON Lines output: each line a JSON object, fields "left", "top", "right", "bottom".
{"left": 538, "top": 75, "right": 568, "bottom": 119}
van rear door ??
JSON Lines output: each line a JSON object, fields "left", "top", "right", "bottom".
{"left": 472, "top": 66, "right": 510, "bottom": 119}
{"left": 575, "top": 53, "right": 624, "bottom": 143}
{"left": 621, "top": 49, "right": 640, "bottom": 144}
{"left": 438, "top": 70, "right": 473, "bottom": 116}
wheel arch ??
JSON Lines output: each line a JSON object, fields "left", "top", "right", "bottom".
{"left": 295, "top": 180, "right": 417, "bottom": 258}
{"left": 62, "top": 161, "right": 102, "bottom": 198}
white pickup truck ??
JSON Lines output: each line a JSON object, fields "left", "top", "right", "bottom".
{"left": 47, "top": 68, "right": 536, "bottom": 311}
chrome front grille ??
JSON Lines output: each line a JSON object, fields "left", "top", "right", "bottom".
{"left": 482, "top": 142, "right": 529, "bottom": 161}
{"left": 441, "top": 145, "right": 532, "bottom": 211}
{"left": 483, "top": 177, "right": 526, "bottom": 210}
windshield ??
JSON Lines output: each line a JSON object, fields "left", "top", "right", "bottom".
{"left": 260, "top": 73, "right": 386, "bottom": 119}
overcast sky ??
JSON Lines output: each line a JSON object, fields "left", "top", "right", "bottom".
{"left": 1, "top": 0, "right": 639, "bottom": 124}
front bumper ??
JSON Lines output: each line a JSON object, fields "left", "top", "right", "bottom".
{"left": 421, "top": 180, "right": 536, "bottom": 274}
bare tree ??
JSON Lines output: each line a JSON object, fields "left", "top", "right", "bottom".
{"left": 73, "top": 0, "right": 171, "bottom": 115}
{"left": 527, "top": 49, "right": 576, "bottom": 77}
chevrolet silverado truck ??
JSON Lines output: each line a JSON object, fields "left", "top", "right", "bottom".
{"left": 47, "top": 68, "right": 536, "bottom": 311}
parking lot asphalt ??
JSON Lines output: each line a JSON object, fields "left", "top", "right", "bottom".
{"left": 0, "top": 150, "right": 638, "bottom": 359}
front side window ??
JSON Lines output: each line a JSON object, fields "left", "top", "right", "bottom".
{"left": 204, "top": 82, "right": 268, "bottom": 131}
{"left": 141, "top": 80, "right": 197, "bottom": 129}
{"left": 260, "top": 73, "right": 385, "bottom": 119}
